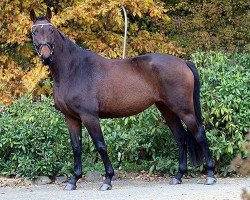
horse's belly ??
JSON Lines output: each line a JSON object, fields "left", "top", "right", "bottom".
{"left": 99, "top": 83, "right": 157, "bottom": 118}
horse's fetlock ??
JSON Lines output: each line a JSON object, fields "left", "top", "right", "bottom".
{"left": 74, "top": 171, "right": 82, "bottom": 179}
{"left": 106, "top": 170, "right": 114, "bottom": 178}
{"left": 179, "top": 164, "right": 187, "bottom": 173}
{"left": 206, "top": 160, "right": 215, "bottom": 170}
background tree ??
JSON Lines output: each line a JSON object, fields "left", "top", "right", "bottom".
{"left": 164, "top": 0, "right": 250, "bottom": 53}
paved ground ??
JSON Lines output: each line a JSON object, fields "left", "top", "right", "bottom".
{"left": 0, "top": 178, "right": 249, "bottom": 200}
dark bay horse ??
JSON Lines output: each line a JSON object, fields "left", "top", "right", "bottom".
{"left": 30, "top": 8, "right": 216, "bottom": 191}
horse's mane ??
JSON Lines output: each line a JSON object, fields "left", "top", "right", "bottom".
{"left": 56, "top": 29, "right": 83, "bottom": 53}
{"left": 58, "top": 30, "right": 66, "bottom": 41}
{"left": 57, "top": 29, "right": 88, "bottom": 53}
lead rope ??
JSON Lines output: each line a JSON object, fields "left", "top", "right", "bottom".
{"left": 121, "top": 6, "right": 128, "bottom": 59}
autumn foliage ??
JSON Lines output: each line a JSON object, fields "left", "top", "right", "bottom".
{"left": 0, "top": 0, "right": 249, "bottom": 105}
{"left": 0, "top": 0, "right": 181, "bottom": 105}
{"left": 164, "top": 0, "right": 250, "bottom": 54}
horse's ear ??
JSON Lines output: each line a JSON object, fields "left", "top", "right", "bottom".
{"left": 45, "top": 7, "right": 52, "bottom": 21}
{"left": 30, "top": 9, "right": 37, "bottom": 22}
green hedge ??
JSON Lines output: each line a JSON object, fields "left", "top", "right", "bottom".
{"left": 192, "top": 51, "right": 250, "bottom": 175}
{"left": 0, "top": 52, "right": 249, "bottom": 178}
{"left": 0, "top": 97, "right": 71, "bottom": 177}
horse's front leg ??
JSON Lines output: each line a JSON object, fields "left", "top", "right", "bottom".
{"left": 82, "top": 114, "right": 114, "bottom": 191}
{"left": 64, "top": 115, "right": 82, "bottom": 190}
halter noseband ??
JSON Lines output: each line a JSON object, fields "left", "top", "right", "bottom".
{"left": 31, "top": 23, "right": 55, "bottom": 61}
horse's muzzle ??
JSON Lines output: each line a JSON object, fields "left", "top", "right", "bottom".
{"left": 34, "top": 41, "right": 54, "bottom": 65}
{"left": 40, "top": 45, "right": 51, "bottom": 58}
{"left": 38, "top": 42, "right": 53, "bottom": 58}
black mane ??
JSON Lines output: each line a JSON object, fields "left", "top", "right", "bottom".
{"left": 56, "top": 30, "right": 89, "bottom": 53}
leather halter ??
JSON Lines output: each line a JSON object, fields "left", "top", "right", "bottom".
{"left": 31, "top": 23, "right": 55, "bottom": 60}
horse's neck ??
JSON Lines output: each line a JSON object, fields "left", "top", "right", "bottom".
{"left": 48, "top": 32, "right": 78, "bottom": 85}
{"left": 48, "top": 31, "right": 105, "bottom": 86}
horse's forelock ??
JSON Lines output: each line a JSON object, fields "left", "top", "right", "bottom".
{"left": 37, "top": 16, "right": 47, "bottom": 20}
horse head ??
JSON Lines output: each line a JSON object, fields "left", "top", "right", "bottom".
{"left": 30, "top": 8, "right": 55, "bottom": 65}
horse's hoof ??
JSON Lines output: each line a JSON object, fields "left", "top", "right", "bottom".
{"left": 169, "top": 178, "right": 182, "bottom": 185}
{"left": 204, "top": 177, "right": 217, "bottom": 185}
{"left": 99, "top": 183, "right": 112, "bottom": 191}
{"left": 64, "top": 183, "right": 77, "bottom": 190}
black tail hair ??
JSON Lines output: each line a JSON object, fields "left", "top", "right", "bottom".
{"left": 185, "top": 61, "right": 204, "bottom": 166}
{"left": 186, "top": 61, "right": 202, "bottom": 125}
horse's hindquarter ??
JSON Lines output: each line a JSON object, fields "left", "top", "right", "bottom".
{"left": 98, "top": 56, "right": 160, "bottom": 118}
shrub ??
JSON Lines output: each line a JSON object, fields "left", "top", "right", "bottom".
{"left": 0, "top": 52, "right": 249, "bottom": 178}
{"left": 0, "top": 96, "right": 71, "bottom": 178}
{"left": 192, "top": 51, "right": 250, "bottom": 175}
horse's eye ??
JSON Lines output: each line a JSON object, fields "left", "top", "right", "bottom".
{"left": 50, "top": 29, "right": 54, "bottom": 34}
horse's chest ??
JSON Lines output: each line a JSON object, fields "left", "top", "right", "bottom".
{"left": 54, "top": 93, "right": 68, "bottom": 113}
{"left": 53, "top": 89, "right": 77, "bottom": 115}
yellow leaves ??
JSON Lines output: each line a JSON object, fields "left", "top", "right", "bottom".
{"left": 0, "top": 93, "right": 13, "bottom": 106}
{"left": 19, "top": 44, "right": 34, "bottom": 58}
{"left": 0, "top": 56, "right": 25, "bottom": 105}
{"left": 130, "top": 30, "right": 183, "bottom": 56}
{"left": 1, "top": 3, "right": 30, "bottom": 44}
{"left": 124, "top": 0, "right": 166, "bottom": 19}
{"left": 0, "top": 56, "right": 24, "bottom": 82}
{"left": 0, "top": 53, "right": 49, "bottom": 105}
{"left": 0, "top": 0, "right": 180, "bottom": 105}
{"left": 0, "top": 55, "right": 8, "bottom": 63}
{"left": 130, "top": 23, "right": 139, "bottom": 32}
{"left": 22, "top": 65, "right": 49, "bottom": 93}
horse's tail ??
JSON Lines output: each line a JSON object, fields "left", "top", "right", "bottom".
{"left": 185, "top": 61, "right": 204, "bottom": 166}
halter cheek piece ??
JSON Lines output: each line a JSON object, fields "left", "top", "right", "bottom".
{"left": 31, "top": 23, "right": 55, "bottom": 61}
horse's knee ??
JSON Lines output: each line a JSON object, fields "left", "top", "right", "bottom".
{"left": 72, "top": 144, "right": 81, "bottom": 155}
{"left": 179, "top": 113, "right": 198, "bottom": 132}
{"left": 95, "top": 142, "right": 107, "bottom": 154}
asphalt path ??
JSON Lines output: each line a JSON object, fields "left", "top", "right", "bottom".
{"left": 0, "top": 178, "right": 249, "bottom": 200}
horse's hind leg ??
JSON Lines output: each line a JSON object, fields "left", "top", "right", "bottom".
{"left": 178, "top": 112, "right": 216, "bottom": 185}
{"left": 156, "top": 102, "right": 187, "bottom": 184}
